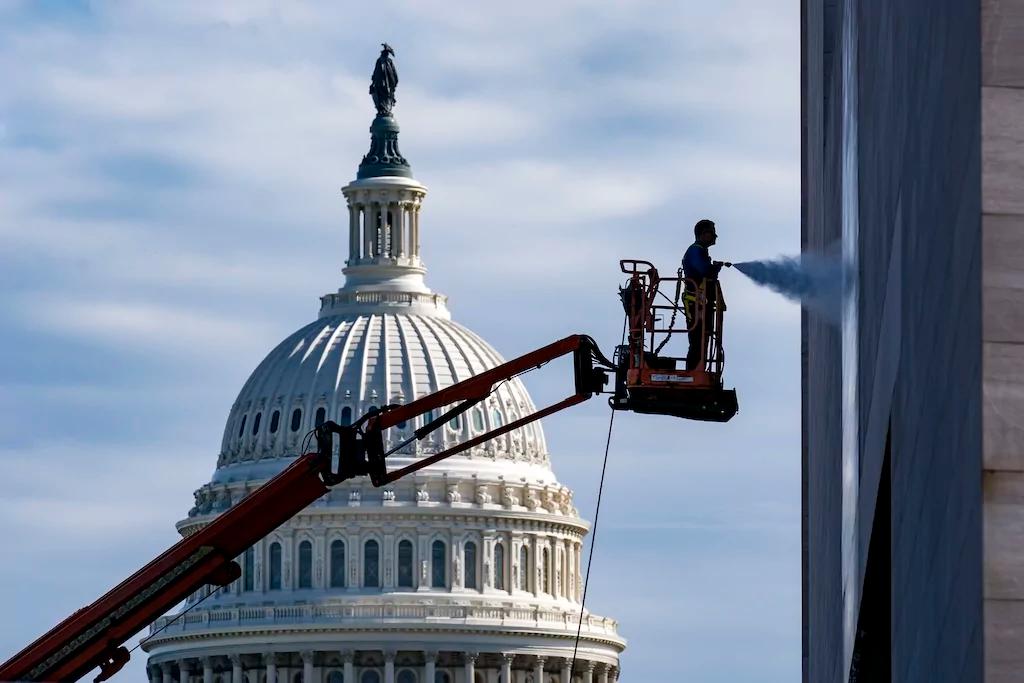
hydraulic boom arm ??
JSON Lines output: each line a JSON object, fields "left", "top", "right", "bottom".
{"left": 0, "top": 334, "right": 612, "bottom": 683}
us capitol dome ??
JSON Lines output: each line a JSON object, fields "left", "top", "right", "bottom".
{"left": 141, "top": 49, "right": 624, "bottom": 683}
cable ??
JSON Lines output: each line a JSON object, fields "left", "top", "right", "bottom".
{"left": 570, "top": 406, "right": 616, "bottom": 677}
{"left": 130, "top": 585, "right": 220, "bottom": 654}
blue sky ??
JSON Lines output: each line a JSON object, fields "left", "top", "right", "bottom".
{"left": 0, "top": 2, "right": 800, "bottom": 681}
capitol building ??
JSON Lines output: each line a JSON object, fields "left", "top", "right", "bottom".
{"left": 141, "top": 52, "right": 624, "bottom": 683}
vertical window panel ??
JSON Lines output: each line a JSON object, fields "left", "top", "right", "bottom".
{"left": 330, "top": 540, "right": 346, "bottom": 588}
{"left": 398, "top": 540, "right": 414, "bottom": 588}
{"left": 269, "top": 542, "right": 282, "bottom": 590}
{"left": 431, "top": 540, "right": 446, "bottom": 588}
{"left": 464, "top": 542, "right": 478, "bottom": 590}
{"left": 494, "top": 543, "right": 505, "bottom": 591}
{"left": 298, "top": 540, "right": 313, "bottom": 589}
{"left": 364, "top": 540, "right": 380, "bottom": 587}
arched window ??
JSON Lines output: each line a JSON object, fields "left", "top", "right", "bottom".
{"left": 290, "top": 408, "right": 302, "bottom": 432}
{"left": 298, "top": 540, "right": 313, "bottom": 589}
{"left": 472, "top": 409, "right": 484, "bottom": 431}
{"left": 340, "top": 406, "right": 353, "bottom": 426}
{"left": 315, "top": 407, "right": 327, "bottom": 427}
{"left": 448, "top": 414, "right": 461, "bottom": 430}
{"left": 269, "top": 410, "right": 280, "bottom": 434}
{"left": 364, "top": 540, "right": 380, "bottom": 587}
{"left": 492, "top": 409, "right": 503, "bottom": 428}
{"left": 237, "top": 415, "right": 247, "bottom": 438}
{"left": 293, "top": 673, "right": 303, "bottom": 683}
{"left": 360, "top": 671, "right": 380, "bottom": 683}
{"left": 252, "top": 412, "right": 262, "bottom": 435}
{"left": 397, "top": 671, "right": 416, "bottom": 683}
{"left": 327, "top": 672, "right": 344, "bottom": 683}
{"left": 242, "top": 546, "right": 255, "bottom": 592}
{"left": 494, "top": 542, "right": 505, "bottom": 590}
{"left": 542, "top": 547, "right": 551, "bottom": 593}
{"left": 464, "top": 541, "right": 478, "bottom": 590}
{"left": 268, "top": 542, "right": 282, "bottom": 590}
{"left": 519, "top": 546, "right": 529, "bottom": 590}
{"left": 398, "top": 540, "right": 414, "bottom": 588}
{"left": 330, "top": 540, "right": 346, "bottom": 588}
{"left": 431, "top": 540, "right": 446, "bottom": 588}
{"left": 435, "top": 673, "right": 451, "bottom": 683}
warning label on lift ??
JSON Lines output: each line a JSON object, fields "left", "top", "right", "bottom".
{"left": 651, "top": 374, "right": 694, "bottom": 383}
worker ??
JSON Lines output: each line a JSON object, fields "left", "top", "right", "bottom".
{"left": 682, "top": 219, "right": 731, "bottom": 370}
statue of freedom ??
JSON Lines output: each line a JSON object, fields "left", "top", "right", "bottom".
{"left": 369, "top": 43, "right": 398, "bottom": 116}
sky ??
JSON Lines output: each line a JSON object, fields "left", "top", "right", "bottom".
{"left": 0, "top": 2, "right": 800, "bottom": 681}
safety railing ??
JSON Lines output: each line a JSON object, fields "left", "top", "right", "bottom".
{"left": 619, "top": 259, "right": 727, "bottom": 377}
{"left": 147, "top": 603, "right": 620, "bottom": 638}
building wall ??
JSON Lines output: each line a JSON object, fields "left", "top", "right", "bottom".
{"left": 981, "top": 1, "right": 1024, "bottom": 681}
{"left": 803, "top": 1, "right": 985, "bottom": 681}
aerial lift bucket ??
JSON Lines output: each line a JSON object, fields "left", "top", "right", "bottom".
{"left": 611, "top": 259, "right": 739, "bottom": 422}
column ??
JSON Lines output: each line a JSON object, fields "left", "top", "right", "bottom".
{"left": 500, "top": 654, "right": 513, "bottom": 683}
{"left": 230, "top": 655, "right": 243, "bottom": 683}
{"left": 178, "top": 660, "right": 191, "bottom": 683}
{"left": 348, "top": 203, "right": 359, "bottom": 263}
{"left": 531, "top": 537, "right": 540, "bottom": 598}
{"left": 424, "top": 651, "right": 437, "bottom": 682}
{"left": 560, "top": 659, "right": 571, "bottom": 683}
{"left": 161, "top": 662, "right": 173, "bottom": 683}
{"left": 582, "top": 662, "right": 595, "bottom": 683}
{"left": 202, "top": 657, "right": 214, "bottom": 683}
{"left": 264, "top": 653, "right": 277, "bottom": 683}
{"left": 411, "top": 203, "right": 420, "bottom": 261}
{"left": 302, "top": 651, "right": 315, "bottom": 683}
{"left": 533, "top": 657, "right": 546, "bottom": 683}
{"left": 389, "top": 201, "right": 400, "bottom": 259}
{"left": 464, "top": 652, "right": 477, "bottom": 683}
{"left": 395, "top": 201, "right": 406, "bottom": 258}
{"left": 342, "top": 652, "right": 355, "bottom": 683}
{"left": 363, "top": 203, "right": 374, "bottom": 259}
{"left": 597, "top": 664, "right": 609, "bottom": 683}
{"left": 384, "top": 650, "right": 396, "bottom": 683}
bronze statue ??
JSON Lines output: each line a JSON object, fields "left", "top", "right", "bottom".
{"left": 370, "top": 43, "right": 398, "bottom": 116}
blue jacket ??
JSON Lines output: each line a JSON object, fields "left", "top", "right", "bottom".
{"left": 682, "top": 242, "right": 721, "bottom": 282}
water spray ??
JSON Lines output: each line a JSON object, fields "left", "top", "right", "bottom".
{"left": 732, "top": 252, "right": 846, "bottom": 322}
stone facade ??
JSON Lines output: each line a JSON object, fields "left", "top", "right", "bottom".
{"left": 802, "top": 0, "right": 1024, "bottom": 681}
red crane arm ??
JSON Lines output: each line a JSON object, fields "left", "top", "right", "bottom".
{"left": 0, "top": 333, "right": 613, "bottom": 683}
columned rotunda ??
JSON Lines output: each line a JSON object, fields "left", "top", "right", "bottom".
{"left": 141, "top": 51, "right": 624, "bottom": 683}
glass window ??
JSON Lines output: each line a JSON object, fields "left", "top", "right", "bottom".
{"left": 269, "top": 410, "right": 280, "bottom": 434}
{"left": 519, "top": 546, "right": 529, "bottom": 590}
{"left": 252, "top": 412, "right": 262, "bottom": 435}
{"left": 361, "top": 671, "right": 380, "bottom": 683}
{"left": 327, "top": 673, "right": 344, "bottom": 683}
{"left": 315, "top": 407, "right": 327, "bottom": 427}
{"left": 340, "top": 406, "right": 353, "bottom": 426}
{"left": 464, "top": 542, "right": 478, "bottom": 590}
{"left": 293, "top": 674, "right": 303, "bottom": 683}
{"left": 494, "top": 543, "right": 505, "bottom": 590}
{"left": 298, "top": 540, "right": 313, "bottom": 589}
{"left": 431, "top": 540, "right": 446, "bottom": 588}
{"left": 449, "top": 414, "right": 461, "bottom": 430}
{"left": 268, "top": 542, "right": 282, "bottom": 590}
{"left": 397, "top": 672, "right": 416, "bottom": 683}
{"left": 364, "top": 540, "right": 380, "bottom": 587}
{"left": 435, "top": 673, "right": 451, "bottom": 683}
{"left": 330, "top": 540, "right": 346, "bottom": 588}
{"left": 492, "top": 409, "right": 503, "bottom": 428}
{"left": 243, "top": 546, "right": 255, "bottom": 592}
{"left": 291, "top": 408, "right": 302, "bottom": 432}
{"left": 543, "top": 547, "right": 551, "bottom": 593}
{"left": 398, "top": 540, "right": 414, "bottom": 588}
{"left": 472, "top": 409, "right": 484, "bottom": 431}
{"left": 237, "top": 415, "right": 247, "bottom": 438}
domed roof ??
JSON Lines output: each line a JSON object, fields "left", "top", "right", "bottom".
{"left": 215, "top": 310, "right": 549, "bottom": 482}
